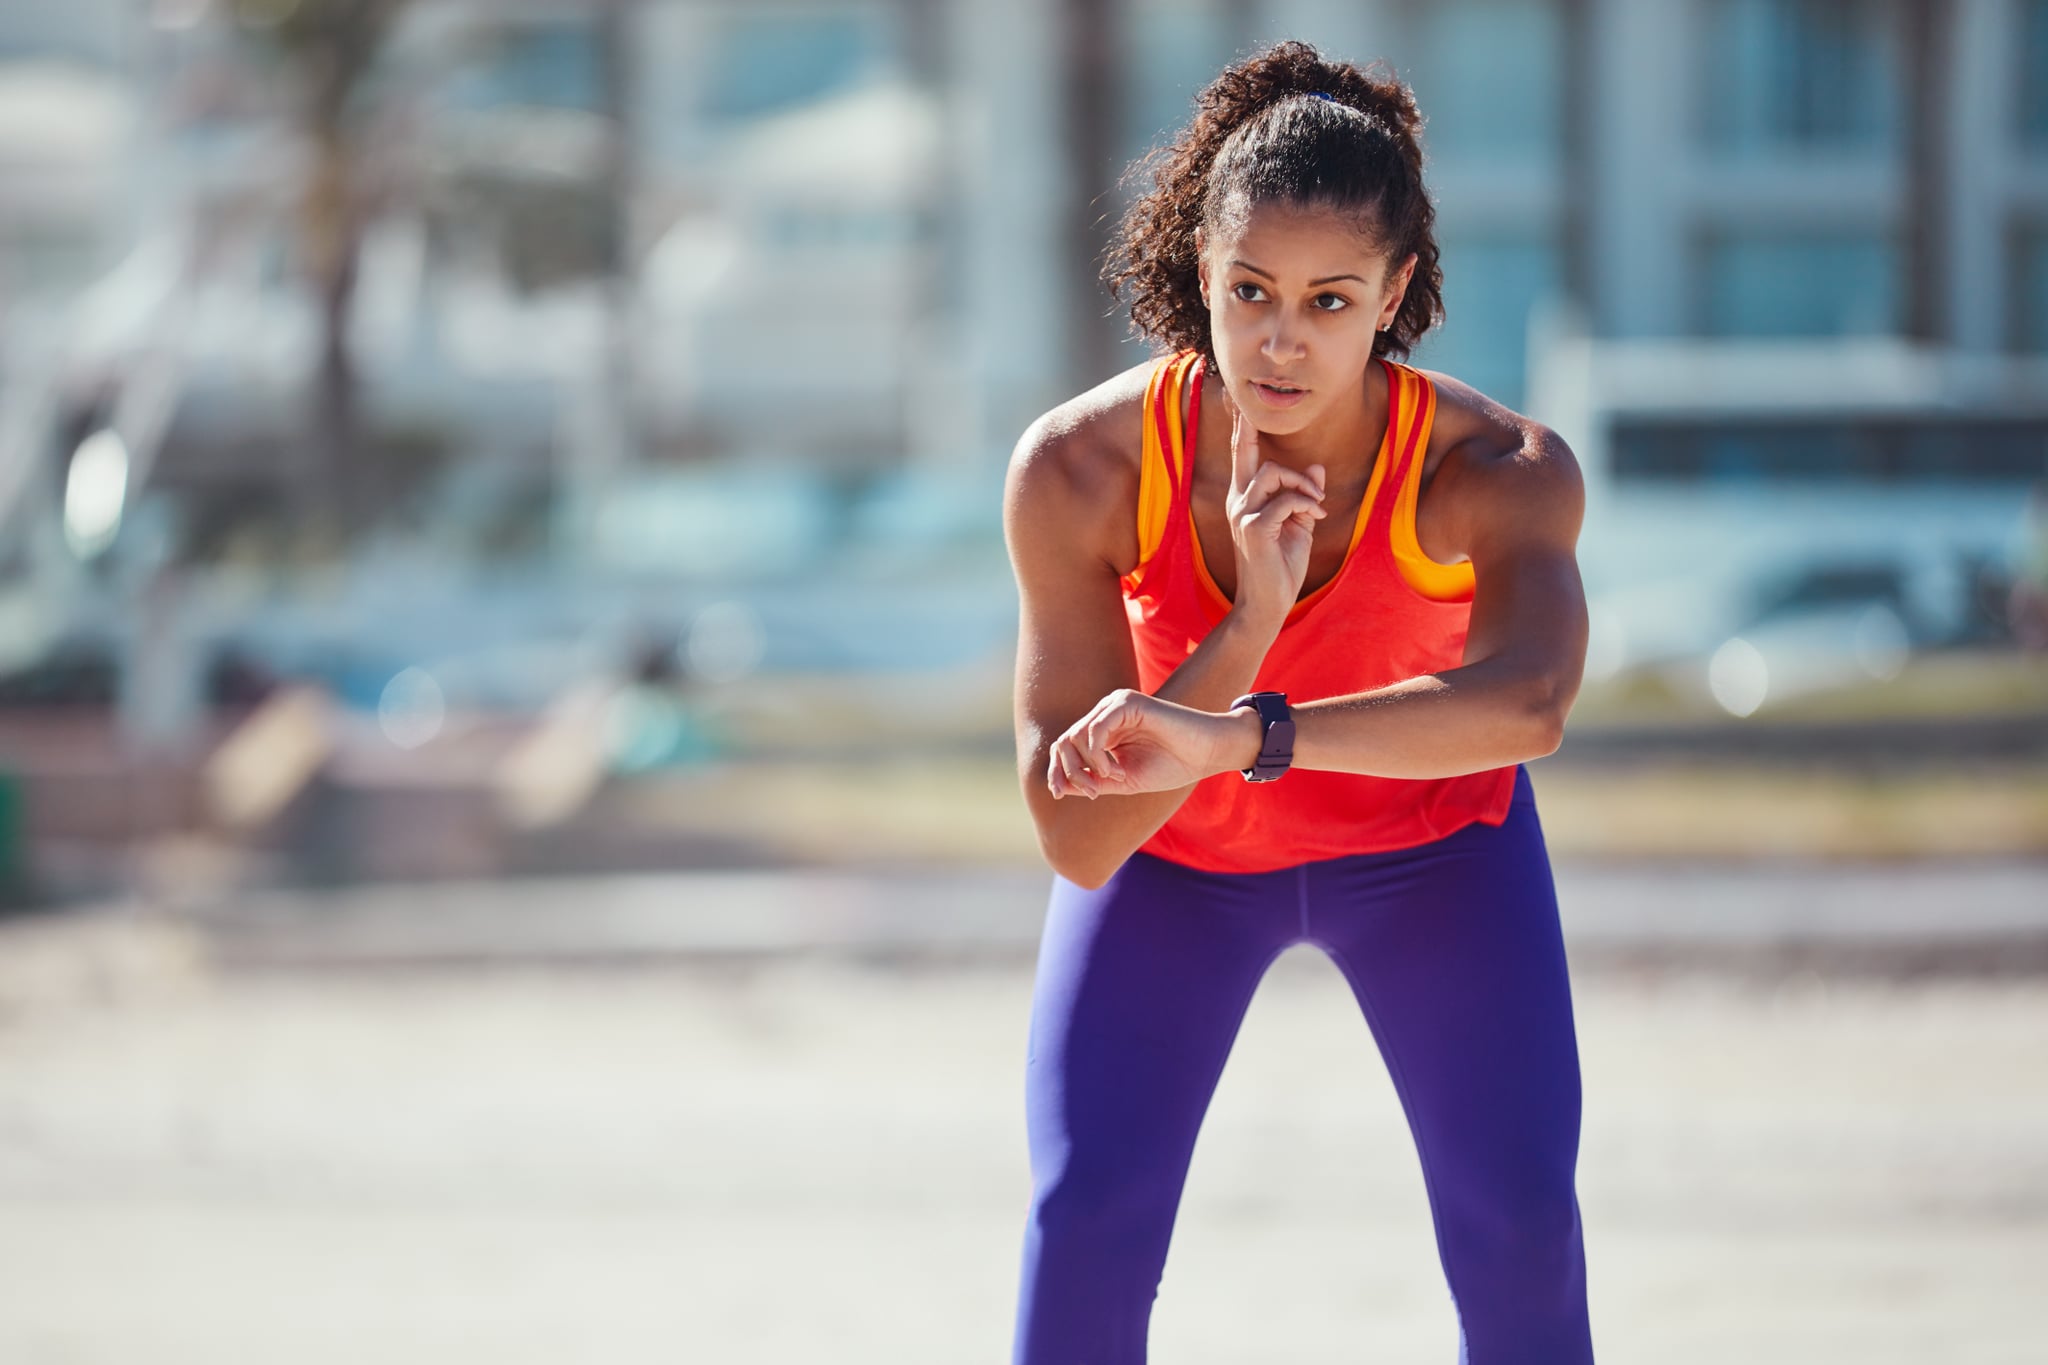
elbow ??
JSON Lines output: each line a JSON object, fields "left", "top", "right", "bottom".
{"left": 1521, "top": 672, "right": 1576, "bottom": 759}
{"left": 1040, "top": 832, "right": 1118, "bottom": 891}
{"left": 1031, "top": 819, "right": 1121, "bottom": 891}
{"left": 1058, "top": 864, "right": 1116, "bottom": 892}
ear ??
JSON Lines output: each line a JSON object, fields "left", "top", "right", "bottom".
{"left": 1379, "top": 252, "right": 1418, "bottom": 330}
{"left": 1193, "top": 226, "right": 1209, "bottom": 306}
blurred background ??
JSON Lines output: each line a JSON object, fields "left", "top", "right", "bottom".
{"left": 0, "top": 1, "right": 2043, "bottom": 1362}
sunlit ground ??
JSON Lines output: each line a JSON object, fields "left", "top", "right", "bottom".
{"left": 605, "top": 754, "right": 2048, "bottom": 865}
{"left": 597, "top": 648, "right": 2048, "bottom": 865}
{"left": 0, "top": 949, "right": 2042, "bottom": 1364}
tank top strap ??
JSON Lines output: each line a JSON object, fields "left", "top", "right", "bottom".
{"left": 1159, "top": 350, "right": 1201, "bottom": 515}
{"left": 1132, "top": 350, "right": 1204, "bottom": 576}
{"left": 1362, "top": 357, "right": 1426, "bottom": 539}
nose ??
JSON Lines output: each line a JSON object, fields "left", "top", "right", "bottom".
{"left": 1259, "top": 309, "right": 1307, "bottom": 366}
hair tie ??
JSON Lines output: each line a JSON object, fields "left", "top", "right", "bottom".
{"left": 1307, "top": 91, "right": 1335, "bottom": 102}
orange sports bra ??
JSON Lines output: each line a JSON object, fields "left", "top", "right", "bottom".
{"left": 1120, "top": 349, "right": 1518, "bottom": 872}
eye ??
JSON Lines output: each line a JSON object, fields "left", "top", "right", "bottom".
{"left": 1313, "top": 293, "right": 1350, "bottom": 312}
{"left": 1231, "top": 282, "right": 1266, "bottom": 303}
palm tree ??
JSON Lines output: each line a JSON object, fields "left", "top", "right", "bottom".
{"left": 231, "top": 0, "right": 409, "bottom": 536}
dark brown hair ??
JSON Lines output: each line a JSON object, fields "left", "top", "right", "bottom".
{"left": 1105, "top": 40, "right": 1444, "bottom": 365}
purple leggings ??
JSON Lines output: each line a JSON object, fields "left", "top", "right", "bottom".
{"left": 1011, "top": 765, "right": 1593, "bottom": 1363}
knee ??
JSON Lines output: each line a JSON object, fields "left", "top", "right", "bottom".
{"left": 1449, "top": 1181, "right": 1585, "bottom": 1283}
{"left": 1029, "top": 1162, "right": 1180, "bottom": 1259}
{"left": 1442, "top": 1184, "right": 1593, "bottom": 1360}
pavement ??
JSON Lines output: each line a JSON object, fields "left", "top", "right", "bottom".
{"left": 0, "top": 859, "right": 2044, "bottom": 1364}
{"left": 0, "top": 938, "right": 2043, "bottom": 1363}
{"left": 133, "top": 855, "right": 2048, "bottom": 973}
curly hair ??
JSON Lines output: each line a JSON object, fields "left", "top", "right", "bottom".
{"left": 1104, "top": 40, "right": 1444, "bottom": 366}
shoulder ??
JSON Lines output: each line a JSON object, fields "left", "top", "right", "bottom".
{"left": 1003, "top": 357, "right": 1161, "bottom": 574}
{"left": 1412, "top": 365, "right": 1584, "bottom": 552}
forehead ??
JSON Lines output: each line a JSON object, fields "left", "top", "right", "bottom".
{"left": 1208, "top": 201, "right": 1385, "bottom": 281}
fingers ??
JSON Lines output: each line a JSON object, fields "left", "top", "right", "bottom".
{"left": 1047, "top": 737, "right": 1097, "bottom": 800}
{"left": 1046, "top": 692, "right": 1138, "bottom": 801}
{"left": 1236, "top": 490, "right": 1328, "bottom": 538}
{"left": 1228, "top": 399, "right": 1258, "bottom": 495}
{"left": 1082, "top": 703, "right": 1131, "bottom": 784}
{"left": 1236, "top": 461, "right": 1326, "bottom": 515}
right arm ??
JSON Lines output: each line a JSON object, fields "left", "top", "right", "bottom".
{"left": 1003, "top": 394, "right": 1323, "bottom": 889}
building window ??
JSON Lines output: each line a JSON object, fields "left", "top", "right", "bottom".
{"left": 1699, "top": 0, "right": 1901, "bottom": 155}
{"left": 701, "top": 11, "right": 890, "bottom": 123}
{"left": 1403, "top": 0, "right": 1563, "bottom": 168}
{"left": 1700, "top": 231, "right": 1898, "bottom": 337}
{"left": 2022, "top": 0, "right": 2048, "bottom": 148}
{"left": 1122, "top": 2, "right": 1232, "bottom": 164}
{"left": 1412, "top": 234, "right": 1559, "bottom": 409}
{"left": 1614, "top": 418, "right": 2048, "bottom": 483}
{"left": 439, "top": 20, "right": 607, "bottom": 113}
{"left": 2018, "top": 226, "right": 2048, "bottom": 352}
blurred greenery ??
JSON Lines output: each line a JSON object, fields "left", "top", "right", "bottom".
{"left": 602, "top": 753, "right": 2048, "bottom": 867}
{"left": 601, "top": 649, "right": 2048, "bottom": 867}
{"left": 1570, "top": 650, "right": 2048, "bottom": 726}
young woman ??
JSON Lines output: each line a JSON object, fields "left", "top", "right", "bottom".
{"left": 1001, "top": 41, "right": 1594, "bottom": 1364}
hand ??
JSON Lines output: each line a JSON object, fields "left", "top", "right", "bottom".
{"left": 1223, "top": 394, "right": 1326, "bottom": 630}
{"left": 1046, "top": 689, "right": 1257, "bottom": 799}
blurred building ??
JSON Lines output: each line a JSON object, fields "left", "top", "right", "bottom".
{"left": 0, "top": 0, "right": 2043, "bottom": 706}
{"left": 0, "top": 0, "right": 2045, "bottom": 895}
{"left": 1246, "top": 0, "right": 2048, "bottom": 682}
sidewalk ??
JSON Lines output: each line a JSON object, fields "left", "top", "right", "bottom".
{"left": 0, "top": 928, "right": 2042, "bottom": 1364}
{"left": 113, "top": 856, "right": 2048, "bottom": 973}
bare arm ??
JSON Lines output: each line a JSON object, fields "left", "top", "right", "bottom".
{"left": 1046, "top": 422, "right": 1589, "bottom": 792}
{"left": 999, "top": 429, "right": 1253, "bottom": 896}
{"left": 1222, "top": 423, "right": 1589, "bottom": 776}
{"left": 1005, "top": 412, "right": 1282, "bottom": 889}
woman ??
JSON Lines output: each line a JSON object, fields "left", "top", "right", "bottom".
{"left": 1001, "top": 41, "right": 1594, "bottom": 1364}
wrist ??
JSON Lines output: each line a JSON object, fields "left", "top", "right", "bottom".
{"left": 1225, "top": 690, "right": 1296, "bottom": 782}
{"left": 1214, "top": 705, "right": 1265, "bottom": 778}
{"left": 1220, "top": 603, "right": 1285, "bottom": 648}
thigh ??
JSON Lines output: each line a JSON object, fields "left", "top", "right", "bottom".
{"left": 1306, "top": 771, "right": 1584, "bottom": 1194}
{"left": 1023, "top": 852, "right": 1297, "bottom": 1187}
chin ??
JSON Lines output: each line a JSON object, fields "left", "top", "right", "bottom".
{"left": 1242, "top": 391, "right": 1321, "bottom": 435}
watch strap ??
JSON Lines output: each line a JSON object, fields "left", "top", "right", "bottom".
{"left": 1228, "top": 691, "right": 1294, "bottom": 783}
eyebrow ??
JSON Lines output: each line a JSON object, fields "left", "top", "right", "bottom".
{"left": 1229, "top": 260, "right": 1368, "bottom": 287}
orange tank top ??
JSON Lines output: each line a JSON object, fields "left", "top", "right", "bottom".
{"left": 1121, "top": 349, "right": 1518, "bottom": 873}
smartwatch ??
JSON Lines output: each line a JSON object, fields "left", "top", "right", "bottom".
{"left": 1228, "top": 691, "right": 1294, "bottom": 783}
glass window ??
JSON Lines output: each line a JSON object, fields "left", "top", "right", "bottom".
{"left": 1122, "top": 3, "right": 1231, "bottom": 164}
{"left": 1700, "top": 0, "right": 1901, "bottom": 155}
{"left": 440, "top": 20, "right": 606, "bottom": 113}
{"left": 1700, "top": 231, "right": 1898, "bottom": 337}
{"left": 0, "top": 226, "right": 111, "bottom": 302}
{"left": 0, "top": 9, "right": 124, "bottom": 68}
{"left": 1410, "top": 234, "right": 1559, "bottom": 409}
{"left": 1403, "top": 0, "right": 1563, "bottom": 168}
{"left": 1613, "top": 418, "right": 2048, "bottom": 483}
{"left": 702, "top": 12, "right": 888, "bottom": 122}
{"left": 2019, "top": 226, "right": 2048, "bottom": 352}
{"left": 2023, "top": 0, "right": 2048, "bottom": 148}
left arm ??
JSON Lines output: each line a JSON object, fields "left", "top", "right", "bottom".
{"left": 1268, "top": 423, "right": 1589, "bottom": 778}
{"left": 1045, "top": 425, "right": 1588, "bottom": 797}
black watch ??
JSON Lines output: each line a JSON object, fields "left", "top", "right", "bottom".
{"left": 1228, "top": 691, "right": 1294, "bottom": 783}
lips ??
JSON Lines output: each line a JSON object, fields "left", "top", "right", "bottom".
{"left": 1251, "top": 379, "right": 1309, "bottom": 407}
